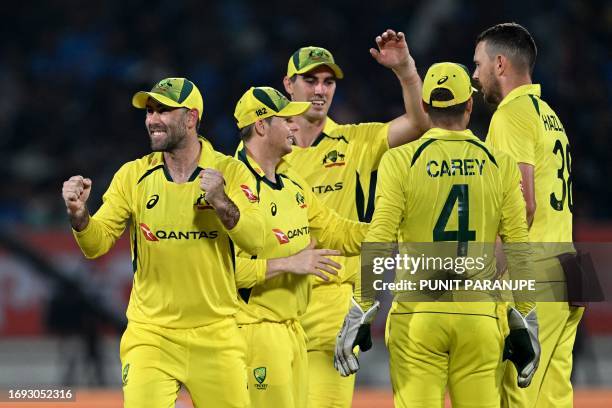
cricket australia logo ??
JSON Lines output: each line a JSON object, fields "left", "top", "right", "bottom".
{"left": 254, "top": 367, "right": 268, "bottom": 390}
{"left": 322, "top": 150, "right": 346, "bottom": 168}
{"left": 122, "top": 363, "right": 130, "bottom": 386}
{"left": 156, "top": 79, "right": 173, "bottom": 90}
{"left": 309, "top": 49, "right": 329, "bottom": 61}
{"left": 295, "top": 192, "right": 307, "bottom": 208}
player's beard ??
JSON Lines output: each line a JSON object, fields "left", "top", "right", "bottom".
{"left": 481, "top": 74, "right": 503, "bottom": 107}
{"left": 148, "top": 119, "right": 188, "bottom": 152}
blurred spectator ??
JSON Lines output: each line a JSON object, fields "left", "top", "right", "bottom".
{"left": 0, "top": 0, "right": 610, "bottom": 226}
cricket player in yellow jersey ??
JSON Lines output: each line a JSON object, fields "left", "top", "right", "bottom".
{"left": 278, "top": 29, "right": 430, "bottom": 407}
{"left": 473, "top": 23, "right": 583, "bottom": 407}
{"left": 231, "top": 86, "right": 369, "bottom": 408}
{"left": 335, "top": 62, "right": 540, "bottom": 407}
{"left": 61, "top": 78, "right": 265, "bottom": 408}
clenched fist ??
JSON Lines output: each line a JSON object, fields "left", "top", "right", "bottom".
{"left": 62, "top": 175, "right": 92, "bottom": 231}
{"left": 199, "top": 168, "right": 227, "bottom": 207}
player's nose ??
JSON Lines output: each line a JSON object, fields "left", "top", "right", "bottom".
{"left": 314, "top": 82, "right": 327, "bottom": 95}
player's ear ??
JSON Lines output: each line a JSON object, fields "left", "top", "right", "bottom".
{"left": 187, "top": 109, "right": 199, "bottom": 129}
{"left": 421, "top": 100, "right": 430, "bottom": 115}
{"left": 283, "top": 76, "right": 294, "bottom": 99}
{"left": 254, "top": 119, "right": 267, "bottom": 137}
{"left": 495, "top": 54, "right": 506, "bottom": 76}
{"left": 466, "top": 97, "right": 473, "bottom": 115}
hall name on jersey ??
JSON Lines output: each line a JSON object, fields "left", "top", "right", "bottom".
{"left": 541, "top": 113, "right": 564, "bottom": 132}
{"left": 426, "top": 159, "right": 486, "bottom": 178}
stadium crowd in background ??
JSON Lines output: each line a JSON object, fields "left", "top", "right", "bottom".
{"left": 0, "top": 0, "right": 610, "bottom": 227}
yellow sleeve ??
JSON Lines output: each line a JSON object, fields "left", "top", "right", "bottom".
{"left": 498, "top": 155, "right": 529, "bottom": 243}
{"left": 344, "top": 122, "right": 390, "bottom": 173}
{"left": 73, "top": 163, "right": 132, "bottom": 259}
{"left": 498, "top": 154, "right": 534, "bottom": 313}
{"left": 364, "top": 150, "right": 406, "bottom": 243}
{"left": 487, "top": 106, "right": 537, "bottom": 165}
{"left": 303, "top": 180, "right": 368, "bottom": 256}
{"left": 235, "top": 256, "right": 267, "bottom": 289}
{"left": 222, "top": 159, "right": 265, "bottom": 256}
{"left": 356, "top": 150, "right": 406, "bottom": 308}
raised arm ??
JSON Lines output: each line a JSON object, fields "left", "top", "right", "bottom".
{"left": 370, "top": 29, "right": 431, "bottom": 148}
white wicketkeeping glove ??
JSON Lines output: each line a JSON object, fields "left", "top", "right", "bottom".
{"left": 503, "top": 307, "right": 541, "bottom": 387}
{"left": 334, "top": 299, "right": 380, "bottom": 377}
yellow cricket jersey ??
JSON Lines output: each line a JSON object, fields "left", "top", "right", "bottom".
{"left": 233, "top": 147, "right": 368, "bottom": 324}
{"left": 487, "top": 84, "right": 573, "bottom": 245}
{"left": 73, "top": 137, "right": 264, "bottom": 329}
{"left": 284, "top": 117, "right": 389, "bottom": 284}
{"left": 364, "top": 128, "right": 529, "bottom": 313}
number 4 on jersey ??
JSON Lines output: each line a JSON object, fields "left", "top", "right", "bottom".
{"left": 433, "top": 184, "right": 476, "bottom": 256}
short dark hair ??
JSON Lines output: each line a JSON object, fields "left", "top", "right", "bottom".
{"left": 239, "top": 117, "right": 273, "bottom": 142}
{"left": 424, "top": 88, "right": 468, "bottom": 123}
{"left": 476, "top": 22, "right": 537, "bottom": 74}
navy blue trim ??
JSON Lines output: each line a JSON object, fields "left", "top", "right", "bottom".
{"left": 237, "top": 147, "right": 284, "bottom": 190}
{"left": 188, "top": 166, "right": 203, "bottom": 182}
{"left": 238, "top": 288, "right": 252, "bottom": 303}
{"left": 178, "top": 80, "right": 194, "bottom": 103}
{"left": 355, "top": 171, "right": 377, "bottom": 222}
{"left": 132, "top": 227, "right": 138, "bottom": 273}
{"left": 311, "top": 132, "right": 348, "bottom": 147}
{"left": 355, "top": 171, "right": 365, "bottom": 222}
{"left": 364, "top": 170, "right": 377, "bottom": 222}
{"left": 410, "top": 139, "right": 436, "bottom": 167}
{"left": 237, "top": 254, "right": 257, "bottom": 303}
{"left": 465, "top": 140, "right": 498, "bottom": 167}
{"left": 228, "top": 237, "right": 236, "bottom": 273}
{"left": 528, "top": 94, "right": 540, "bottom": 116}
{"left": 279, "top": 174, "right": 303, "bottom": 190}
{"left": 162, "top": 165, "right": 173, "bottom": 181}
{"left": 137, "top": 164, "right": 165, "bottom": 184}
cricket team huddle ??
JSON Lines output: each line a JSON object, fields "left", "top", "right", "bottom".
{"left": 61, "top": 22, "right": 582, "bottom": 408}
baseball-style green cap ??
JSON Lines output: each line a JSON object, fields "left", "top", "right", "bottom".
{"left": 422, "top": 63, "right": 477, "bottom": 108}
{"left": 132, "top": 78, "right": 204, "bottom": 119}
{"left": 287, "top": 46, "right": 344, "bottom": 79}
{"left": 234, "top": 86, "right": 311, "bottom": 129}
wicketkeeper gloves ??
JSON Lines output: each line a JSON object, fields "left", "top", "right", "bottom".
{"left": 503, "top": 307, "right": 541, "bottom": 388}
{"left": 334, "top": 299, "right": 380, "bottom": 377}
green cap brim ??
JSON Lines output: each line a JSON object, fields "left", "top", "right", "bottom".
{"left": 276, "top": 101, "right": 312, "bottom": 118}
{"left": 294, "top": 62, "right": 344, "bottom": 79}
{"left": 132, "top": 91, "right": 185, "bottom": 109}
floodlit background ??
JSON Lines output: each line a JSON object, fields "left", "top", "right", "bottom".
{"left": 0, "top": 0, "right": 610, "bottom": 406}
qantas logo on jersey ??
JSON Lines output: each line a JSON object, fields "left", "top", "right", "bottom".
{"left": 139, "top": 223, "right": 218, "bottom": 241}
{"left": 295, "top": 192, "right": 307, "bottom": 208}
{"left": 312, "top": 182, "right": 343, "bottom": 194}
{"left": 322, "top": 150, "right": 346, "bottom": 167}
{"left": 194, "top": 193, "right": 213, "bottom": 210}
{"left": 139, "top": 223, "right": 159, "bottom": 241}
{"left": 272, "top": 229, "right": 290, "bottom": 244}
{"left": 272, "top": 227, "right": 310, "bottom": 244}
{"left": 240, "top": 184, "right": 259, "bottom": 202}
